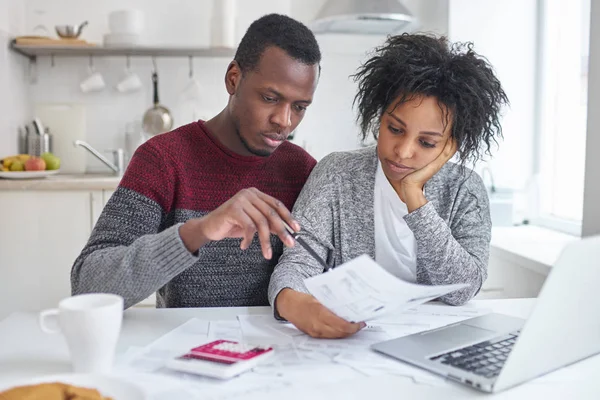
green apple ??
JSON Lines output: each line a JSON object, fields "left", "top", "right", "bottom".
{"left": 41, "top": 152, "right": 60, "bottom": 170}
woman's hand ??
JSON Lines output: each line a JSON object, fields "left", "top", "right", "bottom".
{"left": 399, "top": 137, "right": 458, "bottom": 212}
{"left": 275, "top": 289, "right": 365, "bottom": 338}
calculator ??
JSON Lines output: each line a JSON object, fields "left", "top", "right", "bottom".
{"left": 165, "top": 340, "right": 275, "bottom": 379}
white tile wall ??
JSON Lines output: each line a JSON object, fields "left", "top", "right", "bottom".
{"left": 0, "top": 0, "right": 30, "bottom": 156}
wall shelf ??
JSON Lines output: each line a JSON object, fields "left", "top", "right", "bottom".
{"left": 10, "top": 40, "right": 236, "bottom": 60}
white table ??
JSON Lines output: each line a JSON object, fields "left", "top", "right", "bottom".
{"left": 0, "top": 299, "right": 599, "bottom": 399}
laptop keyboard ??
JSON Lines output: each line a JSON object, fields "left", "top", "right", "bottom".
{"left": 430, "top": 331, "right": 520, "bottom": 379}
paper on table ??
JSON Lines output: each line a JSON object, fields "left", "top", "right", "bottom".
{"left": 296, "top": 325, "right": 392, "bottom": 356}
{"left": 333, "top": 349, "right": 446, "bottom": 386}
{"left": 116, "top": 313, "right": 461, "bottom": 398}
{"left": 237, "top": 315, "right": 301, "bottom": 345}
{"left": 400, "top": 303, "right": 491, "bottom": 318}
{"left": 208, "top": 320, "right": 243, "bottom": 342}
{"left": 304, "top": 254, "right": 468, "bottom": 322}
{"left": 147, "top": 318, "right": 209, "bottom": 351}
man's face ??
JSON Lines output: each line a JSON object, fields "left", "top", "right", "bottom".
{"left": 227, "top": 47, "right": 319, "bottom": 156}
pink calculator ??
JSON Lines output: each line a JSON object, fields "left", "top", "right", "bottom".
{"left": 166, "top": 340, "right": 274, "bottom": 379}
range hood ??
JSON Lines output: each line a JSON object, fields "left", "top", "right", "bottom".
{"left": 311, "top": 0, "right": 415, "bottom": 35}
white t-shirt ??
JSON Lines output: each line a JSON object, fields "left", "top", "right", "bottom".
{"left": 374, "top": 160, "right": 418, "bottom": 282}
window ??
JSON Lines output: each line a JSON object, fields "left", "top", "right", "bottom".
{"left": 536, "top": 0, "right": 590, "bottom": 234}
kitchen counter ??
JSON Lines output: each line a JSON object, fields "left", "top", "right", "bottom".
{"left": 0, "top": 173, "right": 121, "bottom": 190}
{"left": 491, "top": 225, "right": 577, "bottom": 275}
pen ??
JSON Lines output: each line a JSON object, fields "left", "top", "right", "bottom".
{"left": 282, "top": 221, "right": 331, "bottom": 271}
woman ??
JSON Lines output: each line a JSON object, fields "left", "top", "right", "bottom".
{"left": 268, "top": 34, "right": 508, "bottom": 338}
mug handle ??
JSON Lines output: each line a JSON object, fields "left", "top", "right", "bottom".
{"left": 39, "top": 309, "right": 61, "bottom": 334}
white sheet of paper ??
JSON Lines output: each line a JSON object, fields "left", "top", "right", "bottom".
{"left": 400, "top": 303, "right": 491, "bottom": 318}
{"left": 144, "top": 318, "right": 209, "bottom": 354}
{"left": 296, "top": 326, "right": 392, "bottom": 356}
{"left": 304, "top": 254, "right": 468, "bottom": 322}
{"left": 237, "top": 315, "right": 301, "bottom": 345}
{"left": 333, "top": 349, "right": 446, "bottom": 386}
{"left": 208, "top": 320, "right": 243, "bottom": 341}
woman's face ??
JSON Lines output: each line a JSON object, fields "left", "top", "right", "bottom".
{"left": 377, "top": 95, "right": 453, "bottom": 186}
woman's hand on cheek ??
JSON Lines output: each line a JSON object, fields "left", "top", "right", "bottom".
{"left": 399, "top": 137, "right": 458, "bottom": 211}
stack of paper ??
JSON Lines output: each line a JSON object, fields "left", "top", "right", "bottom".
{"left": 115, "top": 303, "right": 493, "bottom": 399}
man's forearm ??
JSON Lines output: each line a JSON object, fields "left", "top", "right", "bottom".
{"left": 71, "top": 224, "right": 199, "bottom": 309}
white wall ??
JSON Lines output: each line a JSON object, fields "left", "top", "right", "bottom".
{"left": 0, "top": 0, "right": 30, "bottom": 155}
{"left": 448, "top": 0, "right": 537, "bottom": 192}
{"left": 582, "top": 0, "right": 600, "bottom": 237}
{"left": 294, "top": 0, "right": 450, "bottom": 159}
{"left": 7, "top": 0, "right": 449, "bottom": 171}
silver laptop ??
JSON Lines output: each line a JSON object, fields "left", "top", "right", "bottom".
{"left": 371, "top": 235, "right": 600, "bottom": 393}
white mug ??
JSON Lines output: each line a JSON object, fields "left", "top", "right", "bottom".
{"left": 80, "top": 68, "right": 106, "bottom": 93}
{"left": 39, "top": 293, "right": 124, "bottom": 373}
{"left": 116, "top": 70, "right": 142, "bottom": 93}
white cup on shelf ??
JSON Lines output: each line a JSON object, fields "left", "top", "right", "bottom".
{"left": 109, "top": 9, "right": 144, "bottom": 34}
{"left": 38, "top": 293, "right": 124, "bottom": 373}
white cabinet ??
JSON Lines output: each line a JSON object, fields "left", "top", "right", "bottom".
{"left": 0, "top": 188, "right": 157, "bottom": 318}
{"left": 475, "top": 248, "right": 547, "bottom": 300}
{"left": 0, "top": 190, "right": 103, "bottom": 319}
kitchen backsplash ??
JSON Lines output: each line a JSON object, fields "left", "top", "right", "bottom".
{"left": 0, "top": 29, "right": 30, "bottom": 158}
{"left": 30, "top": 56, "right": 231, "bottom": 172}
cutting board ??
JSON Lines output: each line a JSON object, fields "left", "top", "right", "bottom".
{"left": 34, "top": 104, "right": 87, "bottom": 174}
{"left": 14, "top": 36, "right": 96, "bottom": 46}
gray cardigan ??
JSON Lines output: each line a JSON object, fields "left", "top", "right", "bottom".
{"left": 268, "top": 146, "right": 492, "bottom": 309}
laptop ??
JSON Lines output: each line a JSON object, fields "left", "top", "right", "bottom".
{"left": 371, "top": 235, "right": 600, "bottom": 393}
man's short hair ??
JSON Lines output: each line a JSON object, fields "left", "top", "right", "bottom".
{"left": 234, "top": 13, "right": 321, "bottom": 72}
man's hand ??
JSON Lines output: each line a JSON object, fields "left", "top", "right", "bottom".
{"left": 398, "top": 137, "right": 458, "bottom": 212}
{"left": 179, "top": 188, "right": 299, "bottom": 259}
{"left": 276, "top": 288, "right": 365, "bottom": 338}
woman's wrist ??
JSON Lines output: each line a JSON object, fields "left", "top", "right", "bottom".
{"left": 402, "top": 185, "right": 428, "bottom": 212}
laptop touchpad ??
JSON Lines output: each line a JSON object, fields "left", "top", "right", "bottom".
{"left": 420, "top": 324, "right": 496, "bottom": 347}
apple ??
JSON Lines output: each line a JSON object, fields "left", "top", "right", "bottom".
{"left": 24, "top": 157, "right": 46, "bottom": 171}
{"left": 41, "top": 152, "right": 60, "bottom": 170}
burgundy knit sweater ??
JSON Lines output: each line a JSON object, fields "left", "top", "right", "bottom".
{"left": 71, "top": 121, "right": 316, "bottom": 308}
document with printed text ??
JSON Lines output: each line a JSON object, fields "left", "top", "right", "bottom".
{"left": 304, "top": 254, "right": 468, "bottom": 322}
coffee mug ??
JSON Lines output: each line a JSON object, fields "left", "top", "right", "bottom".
{"left": 80, "top": 68, "right": 106, "bottom": 93}
{"left": 39, "top": 293, "right": 124, "bottom": 373}
{"left": 116, "top": 69, "right": 142, "bottom": 93}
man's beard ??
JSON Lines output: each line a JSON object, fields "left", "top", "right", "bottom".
{"left": 233, "top": 117, "right": 272, "bottom": 157}
{"left": 237, "top": 131, "right": 271, "bottom": 157}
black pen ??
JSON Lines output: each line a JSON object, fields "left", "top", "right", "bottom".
{"left": 282, "top": 221, "right": 331, "bottom": 271}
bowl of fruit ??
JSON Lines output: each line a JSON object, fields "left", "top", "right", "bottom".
{"left": 0, "top": 153, "right": 61, "bottom": 179}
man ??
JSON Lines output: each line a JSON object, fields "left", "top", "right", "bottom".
{"left": 71, "top": 14, "right": 321, "bottom": 309}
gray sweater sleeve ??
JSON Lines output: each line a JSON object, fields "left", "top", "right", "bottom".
{"left": 268, "top": 158, "right": 337, "bottom": 308}
{"left": 71, "top": 189, "right": 199, "bottom": 309}
{"left": 404, "top": 173, "right": 491, "bottom": 305}
{"left": 71, "top": 143, "right": 199, "bottom": 309}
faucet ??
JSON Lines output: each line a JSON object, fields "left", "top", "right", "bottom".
{"left": 480, "top": 167, "right": 496, "bottom": 194}
{"left": 74, "top": 140, "right": 125, "bottom": 176}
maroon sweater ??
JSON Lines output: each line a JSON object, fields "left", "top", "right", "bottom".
{"left": 71, "top": 121, "right": 316, "bottom": 308}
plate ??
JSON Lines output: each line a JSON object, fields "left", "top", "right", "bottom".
{"left": 0, "top": 170, "right": 60, "bottom": 179}
{"left": 0, "top": 373, "right": 146, "bottom": 400}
